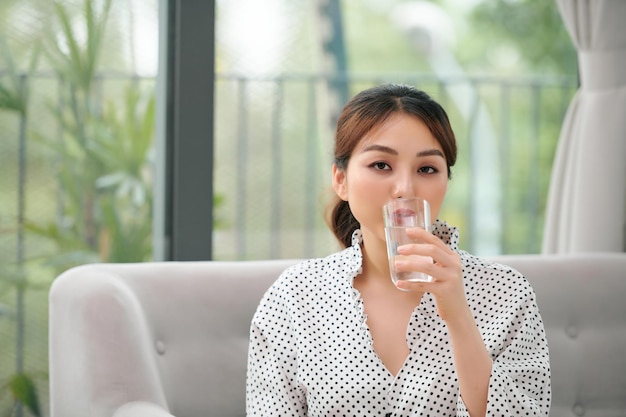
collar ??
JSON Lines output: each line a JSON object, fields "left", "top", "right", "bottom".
{"left": 350, "top": 219, "right": 459, "bottom": 251}
{"left": 343, "top": 219, "right": 461, "bottom": 277}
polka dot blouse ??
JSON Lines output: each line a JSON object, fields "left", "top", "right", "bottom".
{"left": 246, "top": 220, "right": 551, "bottom": 416}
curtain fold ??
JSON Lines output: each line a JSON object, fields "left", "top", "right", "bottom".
{"left": 542, "top": 0, "right": 626, "bottom": 253}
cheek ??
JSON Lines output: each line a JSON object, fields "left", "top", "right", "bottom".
{"left": 427, "top": 180, "right": 448, "bottom": 217}
{"left": 436, "top": 181, "right": 448, "bottom": 196}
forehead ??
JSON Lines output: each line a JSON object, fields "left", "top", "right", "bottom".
{"left": 356, "top": 112, "right": 441, "bottom": 151}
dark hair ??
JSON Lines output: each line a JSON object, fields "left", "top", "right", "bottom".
{"left": 326, "top": 83, "right": 458, "bottom": 248}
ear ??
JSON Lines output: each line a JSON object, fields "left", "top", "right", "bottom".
{"left": 332, "top": 163, "right": 348, "bottom": 201}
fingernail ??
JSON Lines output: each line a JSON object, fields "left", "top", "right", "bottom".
{"left": 395, "top": 260, "right": 407, "bottom": 268}
{"left": 396, "top": 281, "right": 412, "bottom": 291}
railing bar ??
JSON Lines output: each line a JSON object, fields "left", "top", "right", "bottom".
{"left": 15, "top": 74, "right": 28, "bottom": 383}
{"left": 56, "top": 78, "right": 66, "bottom": 236}
{"left": 269, "top": 80, "right": 284, "bottom": 258}
{"left": 94, "top": 73, "right": 104, "bottom": 116}
{"left": 528, "top": 85, "right": 542, "bottom": 253}
{"left": 236, "top": 78, "right": 248, "bottom": 259}
{"left": 0, "top": 69, "right": 576, "bottom": 88}
{"left": 436, "top": 78, "right": 449, "bottom": 110}
{"left": 499, "top": 84, "right": 511, "bottom": 253}
{"left": 560, "top": 83, "right": 573, "bottom": 126}
{"left": 304, "top": 79, "right": 318, "bottom": 258}
{"left": 467, "top": 81, "right": 482, "bottom": 255}
{"left": 217, "top": 73, "right": 572, "bottom": 87}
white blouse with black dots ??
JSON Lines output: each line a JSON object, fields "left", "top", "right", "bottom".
{"left": 246, "top": 220, "right": 551, "bottom": 416}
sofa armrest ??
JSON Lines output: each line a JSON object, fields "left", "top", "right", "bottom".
{"left": 113, "top": 402, "right": 175, "bottom": 417}
{"left": 49, "top": 265, "right": 169, "bottom": 417}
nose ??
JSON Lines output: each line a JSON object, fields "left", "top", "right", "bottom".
{"left": 391, "top": 171, "right": 416, "bottom": 199}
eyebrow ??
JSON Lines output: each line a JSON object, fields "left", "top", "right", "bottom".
{"left": 361, "top": 144, "right": 445, "bottom": 158}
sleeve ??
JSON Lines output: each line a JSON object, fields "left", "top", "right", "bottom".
{"left": 246, "top": 279, "right": 307, "bottom": 416}
{"left": 457, "top": 277, "right": 551, "bottom": 417}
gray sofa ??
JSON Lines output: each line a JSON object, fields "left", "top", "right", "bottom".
{"left": 48, "top": 253, "right": 626, "bottom": 416}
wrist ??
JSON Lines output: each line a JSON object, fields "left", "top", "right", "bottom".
{"left": 444, "top": 306, "right": 477, "bottom": 334}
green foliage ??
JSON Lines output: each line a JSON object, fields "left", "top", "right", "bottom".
{"left": 28, "top": 83, "right": 156, "bottom": 268}
{"left": 463, "top": 0, "right": 577, "bottom": 75}
{"left": 0, "top": 38, "right": 39, "bottom": 116}
{"left": 44, "top": 0, "right": 112, "bottom": 92}
{"left": 2, "top": 373, "right": 42, "bottom": 417}
{"left": 20, "top": 0, "right": 155, "bottom": 270}
{"left": 24, "top": 0, "right": 223, "bottom": 268}
{"left": 343, "top": 2, "right": 431, "bottom": 73}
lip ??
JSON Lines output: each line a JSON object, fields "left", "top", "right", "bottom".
{"left": 393, "top": 208, "right": 416, "bottom": 223}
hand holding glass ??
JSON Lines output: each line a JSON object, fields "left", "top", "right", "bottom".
{"left": 383, "top": 197, "right": 433, "bottom": 288}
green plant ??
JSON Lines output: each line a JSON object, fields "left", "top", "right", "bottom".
{"left": 26, "top": 0, "right": 225, "bottom": 268}
{"left": 27, "top": 82, "right": 156, "bottom": 266}
{"left": 45, "top": 0, "right": 112, "bottom": 94}
{"left": 0, "top": 38, "right": 38, "bottom": 116}
{"left": 25, "top": 0, "right": 158, "bottom": 268}
{"left": 0, "top": 373, "right": 42, "bottom": 417}
{"left": 0, "top": 28, "right": 44, "bottom": 417}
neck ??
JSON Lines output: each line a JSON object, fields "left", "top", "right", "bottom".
{"left": 356, "top": 231, "right": 424, "bottom": 301}
{"left": 359, "top": 230, "right": 394, "bottom": 287}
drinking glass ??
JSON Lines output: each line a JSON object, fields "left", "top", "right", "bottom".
{"left": 383, "top": 197, "right": 433, "bottom": 288}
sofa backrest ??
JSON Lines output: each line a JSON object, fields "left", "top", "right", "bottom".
{"left": 499, "top": 253, "right": 626, "bottom": 417}
{"left": 49, "top": 254, "right": 626, "bottom": 417}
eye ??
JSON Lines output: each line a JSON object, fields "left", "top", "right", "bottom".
{"left": 370, "top": 162, "right": 390, "bottom": 171}
{"left": 418, "top": 166, "right": 439, "bottom": 174}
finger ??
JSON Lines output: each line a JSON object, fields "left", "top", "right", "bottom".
{"left": 395, "top": 279, "right": 431, "bottom": 291}
{"left": 395, "top": 254, "right": 434, "bottom": 272}
{"left": 397, "top": 242, "right": 456, "bottom": 268}
{"left": 405, "top": 227, "right": 453, "bottom": 252}
{"left": 395, "top": 256, "right": 457, "bottom": 281}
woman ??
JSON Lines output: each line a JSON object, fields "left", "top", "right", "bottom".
{"left": 246, "top": 84, "right": 551, "bottom": 416}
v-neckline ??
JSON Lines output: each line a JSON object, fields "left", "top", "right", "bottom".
{"left": 352, "top": 277, "right": 424, "bottom": 377}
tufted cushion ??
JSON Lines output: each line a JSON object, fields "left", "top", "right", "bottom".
{"left": 496, "top": 254, "right": 626, "bottom": 417}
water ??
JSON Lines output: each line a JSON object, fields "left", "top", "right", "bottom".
{"left": 385, "top": 226, "right": 433, "bottom": 287}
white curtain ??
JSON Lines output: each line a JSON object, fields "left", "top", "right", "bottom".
{"left": 542, "top": 0, "right": 626, "bottom": 253}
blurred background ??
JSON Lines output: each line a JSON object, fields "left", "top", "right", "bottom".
{"left": 0, "top": 0, "right": 576, "bottom": 415}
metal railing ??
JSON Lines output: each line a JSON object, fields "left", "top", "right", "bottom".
{"left": 0, "top": 71, "right": 579, "bottom": 262}
{"left": 213, "top": 73, "right": 577, "bottom": 259}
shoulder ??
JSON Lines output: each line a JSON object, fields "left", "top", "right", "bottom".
{"left": 261, "top": 246, "right": 359, "bottom": 303}
{"left": 253, "top": 247, "right": 358, "bottom": 329}
{"left": 277, "top": 248, "right": 350, "bottom": 283}
{"left": 460, "top": 250, "right": 537, "bottom": 306}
